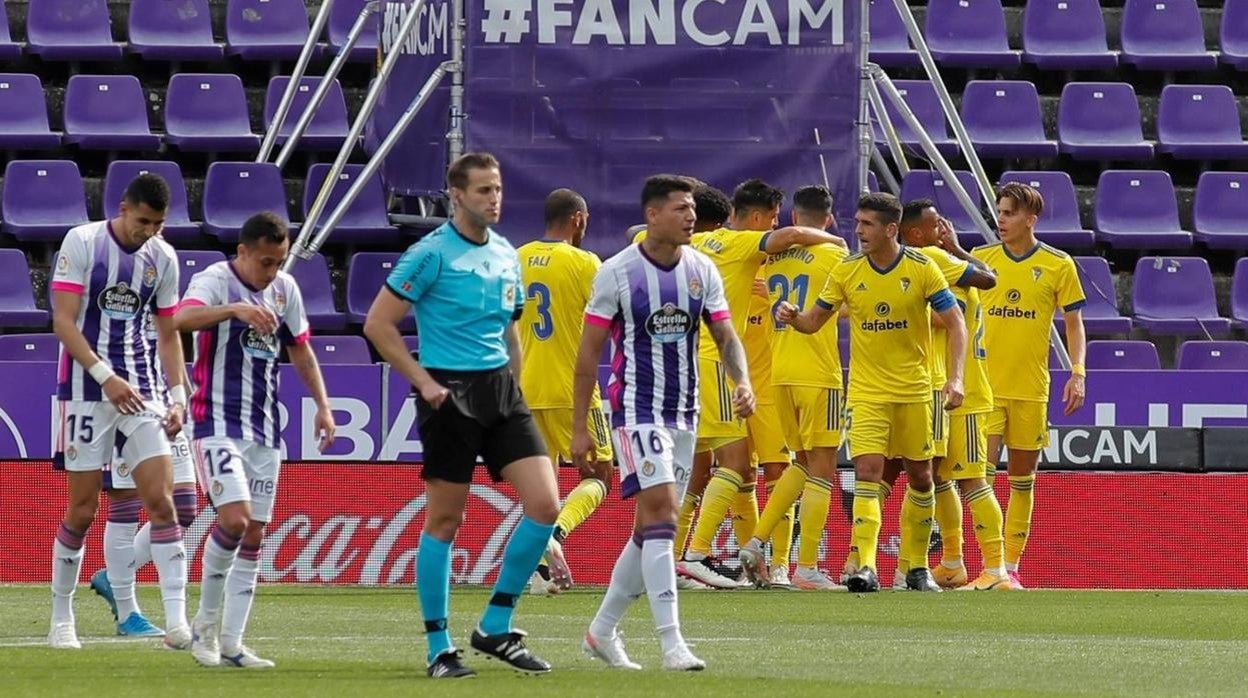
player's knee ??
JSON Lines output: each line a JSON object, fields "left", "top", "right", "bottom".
{"left": 65, "top": 500, "right": 99, "bottom": 530}
{"left": 242, "top": 523, "right": 266, "bottom": 548}
{"left": 908, "top": 469, "right": 934, "bottom": 491}
{"left": 216, "top": 509, "right": 250, "bottom": 538}
{"left": 144, "top": 496, "right": 176, "bottom": 525}
{"left": 425, "top": 511, "right": 464, "bottom": 540}
{"left": 525, "top": 498, "right": 560, "bottom": 526}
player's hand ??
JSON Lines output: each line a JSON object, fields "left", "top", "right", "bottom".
{"left": 570, "top": 428, "right": 594, "bottom": 474}
{"left": 233, "top": 303, "right": 278, "bottom": 335}
{"left": 162, "top": 403, "right": 184, "bottom": 438}
{"left": 752, "top": 278, "right": 768, "bottom": 298}
{"left": 775, "top": 301, "right": 799, "bottom": 327}
{"left": 419, "top": 380, "right": 451, "bottom": 410}
{"left": 942, "top": 378, "right": 964, "bottom": 411}
{"left": 314, "top": 405, "right": 337, "bottom": 453}
{"left": 732, "top": 384, "right": 756, "bottom": 419}
{"left": 1062, "top": 374, "right": 1086, "bottom": 416}
{"left": 103, "top": 376, "right": 145, "bottom": 415}
{"left": 936, "top": 217, "right": 961, "bottom": 253}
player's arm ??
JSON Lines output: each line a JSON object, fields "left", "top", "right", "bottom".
{"left": 570, "top": 319, "right": 610, "bottom": 472}
{"left": 504, "top": 320, "right": 524, "bottom": 383}
{"left": 927, "top": 265, "right": 966, "bottom": 408}
{"left": 287, "top": 340, "right": 336, "bottom": 452}
{"left": 174, "top": 303, "right": 276, "bottom": 334}
{"left": 153, "top": 313, "right": 188, "bottom": 434}
{"left": 763, "top": 226, "right": 847, "bottom": 253}
{"left": 363, "top": 289, "right": 448, "bottom": 408}
{"left": 708, "top": 318, "right": 755, "bottom": 419}
{"left": 936, "top": 218, "right": 996, "bottom": 289}
{"left": 52, "top": 289, "right": 145, "bottom": 414}
{"left": 1062, "top": 308, "right": 1088, "bottom": 416}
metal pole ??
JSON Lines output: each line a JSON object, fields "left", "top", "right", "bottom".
{"left": 856, "top": 0, "right": 872, "bottom": 196}
{"left": 866, "top": 77, "right": 910, "bottom": 179}
{"left": 447, "top": 0, "right": 466, "bottom": 162}
{"left": 257, "top": 0, "right": 335, "bottom": 163}
{"left": 870, "top": 147, "right": 901, "bottom": 194}
{"left": 274, "top": 1, "right": 380, "bottom": 170}
{"left": 300, "top": 63, "right": 452, "bottom": 260}
{"left": 284, "top": 0, "right": 432, "bottom": 270}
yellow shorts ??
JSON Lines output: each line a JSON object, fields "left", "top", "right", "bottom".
{"left": 938, "top": 411, "right": 989, "bottom": 481}
{"left": 984, "top": 398, "right": 1049, "bottom": 451}
{"left": 747, "top": 400, "right": 788, "bottom": 465}
{"left": 697, "top": 356, "right": 748, "bottom": 442}
{"left": 776, "top": 386, "right": 843, "bottom": 452}
{"left": 532, "top": 407, "right": 614, "bottom": 464}
{"left": 931, "top": 390, "right": 950, "bottom": 459}
{"left": 846, "top": 400, "right": 934, "bottom": 461}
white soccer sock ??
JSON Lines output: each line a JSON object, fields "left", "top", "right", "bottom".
{"left": 640, "top": 535, "right": 685, "bottom": 655}
{"left": 150, "top": 523, "right": 188, "bottom": 630}
{"left": 51, "top": 524, "right": 86, "bottom": 625}
{"left": 196, "top": 529, "right": 239, "bottom": 623}
{"left": 589, "top": 536, "right": 645, "bottom": 639}
{"left": 103, "top": 520, "right": 141, "bottom": 620}
{"left": 220, "top": 550, "right": 260, "bottom": 652}
{"left": 132, "top": 522, "right": 152, "bottom": 569}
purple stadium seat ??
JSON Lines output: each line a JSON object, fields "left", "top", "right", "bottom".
{"left": 348, "top": 252, "right": 414, "bottom": 331}
{"left": 0, "top": 250, "right": 48, "bottom": 328}
{"left": 874, "top": 80, "right": 959, "bottom": 159}
{"left": 0, "top": 74, "right": 60, "bottom": 149}
{"left": 1177, "top": 341, "right": 1248, "bottom": 371}
{"left": 63, "top": 75, "right": 161, "bottom": 151}
{"left": 0, "top": 10, "right": 22, "bottom": 63}
{"left": 402, "top": 335, "right": 420, "bottom": 354}
{"left": 0, "top": 333, "right": 59, "bottom": 361}
{"left": 998, "top": 172, "right": 1094, "bottom": 248}
{"left": 899, "top": 169, "right": 990, "bottom": 248}
{"left": 226, "top": 0, "right": 316, "bottom": 62}
{"left": 1058, "top": 83, "right": 1153, "bottom": 162}
{"left": 923, "top": 0, "right": 1020, "bottom": 70}
{"left": 1131, "top": 257, "right": 1231, "bottom": 336}
{"left": 26, "top": 0, "right": 123, "bottom": 62}
{"left": 0, "top": 160, "right": 90, "bottom": 242}
{"left": 1193, "top": 172, "right": 1248, "bottom": 250}
{"left": 103, "top": 161, "right": 199, "bottom": 243}
{"left": 175, "top": 250, "right": 226, "bottom": 297}
{"left": 961, "top": 81, "right": 1057, "bottom": 160}
{"left": 328, "top": 0, "right": 379, "bottom": 62}
{"left": 264, "top": 76, "right": 351, "bottom": 152}
{"left": 302, "top": 164, "right": 397, "bottom": 244}
{"left": 1061, "top": 257, "right": 1132, "bottom": 335}
{"left": 1222, "top": 0, "right": 1248, "bottom": 70}
{"left": 1094, "top": 171, "right": 1192, "bottom": 249}
{"left": 1120, "top": 0, "right": 1218, "bottom": 72}
{"left": 1022, "top": 0, "right": 1118, "bottom": 70}
{"left": 307, "top": 335, "right": 371, "bottom": 364}
{"left": 1232, "top": 258, "right": 1248, "bottom": 329}
{"left": 287, "top": 253, "right": 347, "bottom": 331}
{"left": 1086, "top": 341, "right": 1160, "bottom": 371}
{"left": 128, "top": 0, "right": 223, "bottom": 62}
{"left": 165, "top": 74, "right": 259, "bottom": 153}
{"left": 868, "top": 0, "right": 919, "bottom": 67}
{"left": 1156, "top": 85, "right": 1248, "bottom": 161}
{"left": 201, "top": 162, "right": 293, "bottom": 243}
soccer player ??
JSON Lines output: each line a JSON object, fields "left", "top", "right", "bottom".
{"left": 777, "top": 193, "right": 967, "bottom": 593}
{"left": 740, "top": 185, "right": 848, "bottom": 590}
{"left": 973, "top": 183, "right": 1087, "bottom": 590}
{"left": 365, "top": 153, "right": 561, "bottom": 678}
{"left": 48, "top": 174, "right": 189, "bottom": 649}
{"left": 574, "top": 174, "right": 752, "bottom": 671}
{"left": 177, "top": 212, "right": 337, "bottom": 669}
{"left": 516, "top": 189, "right": 614, "bottom": 595}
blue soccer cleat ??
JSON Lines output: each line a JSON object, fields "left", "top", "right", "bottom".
{"left": 117, "top": 612, "right": 166, "bottom": 638}
{"left": 89, "top": 569, "right": 118, "bottom": 621}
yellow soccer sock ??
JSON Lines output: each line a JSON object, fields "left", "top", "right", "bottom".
{"left": 731, "top": 481, "right": 759, "bottom": 547}
{"left": 768, "top": 480, "right": 797, "bottom": 570}
{"left": 675, "top": 492, "right": 700, "bottom": 560}
{"left": 934, "top": 481, "right": 963, "bottom": 564}
{"left": 797, "top": 476, "right": 833, "bottom": 569}
{"left": 900, "top": 486, "right": 936, "bottom": 571}
{"left": 755, "top": 465, "right": 806, "bottom": 544}
{"left": 688, "top": 468, "right": 743, "bottom": 558}
{"left": 965, "top": 484, "right": 1005, "bottom": 574}
{"left": 1004, "top": 475, "right": 1036, "bottom": 568}
{"left": 851, "top": 481, "right": 883, "bottom": 572}
{"left": 554, "top": 478, "right": 608, "bottom": 540}
{"left": 847, "top": 481, "right": 891, "bottom": 571}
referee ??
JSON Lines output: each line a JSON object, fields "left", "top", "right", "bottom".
{"left": 364, "top": 153, "right": 560, "bottom": 679}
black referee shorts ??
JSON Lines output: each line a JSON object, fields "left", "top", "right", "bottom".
{"left": 415, "top": 366, "right": 547, "bottom": 483}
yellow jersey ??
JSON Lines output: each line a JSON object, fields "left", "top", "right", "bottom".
{"left": 516, "top": 239, "right": 601, "bottom": 409}
{"left": 816, "top": 246, "right": 955, "bottom": 405}
{"left": 972, "top": 242, "right": 1086, "bottom": 402}
{"left": 765, "top": 243, "right": 848, "bottom": 388}
{"left": 951, "top": 285, "right": 994, "bottom": 415}
{"left": 744, "top": 282, "right": 776, "bottom": 404}
{"left": 689, "top": 228, "right": 771, "bottom": 363}
{"left": 915, "top": 246, "right": 971, "bottom": 389}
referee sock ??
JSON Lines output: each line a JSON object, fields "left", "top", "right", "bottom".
{"left": 965, "top": 484, "right": 1005, "bottom": 575}
{"left": 851, "top": 482, "right": 883, "bottom": 572}
{"left": 480, "top": 516, "right": 554, "bottom": 636}
{"left": 687, "top": 468, "right": 743, "bottom": 558}
{"left": 1004, "top": 475, "right": 1036, "bottom": 568}
{"left": 555, "top": 478, "right": 608, "bottom": 540}
{"left": 796, "top": 476, "right": 833, "bottom": 569}
{"left": 730, "top": 481, "right": 759, "bottom": 547}
{"left": 934, "top": 481, "right": 963, "bottom": 564}
{"left": 900, "top": 486, "right": 936, "bottom": 571}
{"left": 674, "top": 493, "right": 700, "bottom": 560}
{"left": 417, "top": 532, "right": 453, "bottom": 663}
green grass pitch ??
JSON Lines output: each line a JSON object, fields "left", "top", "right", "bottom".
{"left": 2, "top": 586, "right": 1246, "bottom": 696}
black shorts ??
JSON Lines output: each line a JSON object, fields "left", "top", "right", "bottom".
{"left": 415, "top": 366, "right": 547, "bottom": 483}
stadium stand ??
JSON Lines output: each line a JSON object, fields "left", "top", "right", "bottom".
{"left": 102, "top": 160, "right": 200, "bottom": 242}
{"left": 263, "top": 76, "right": 351, "bottom": 152}
{"left": 1131, "top": 257, "right": 1231, "bottom": 337}
{"left": 164, "top": 73, "right": 260, "bottom": 153}
{"left": 0, "top": 73, "right": 60, "bottom": 150}
{"left": 0, "top": 332, "right": 57, "bottom": 361}
{"left": 305, "top": 335, "right": 371, "bottom": 365}
{"left": 1086, "top": 340, "right": 1162, "bottom": 370}
{"left": 1177, "top": 340, "right": 1248, "bottom": 370}
{"left": 127, "top": 0, "right": 224, "bottom": 62}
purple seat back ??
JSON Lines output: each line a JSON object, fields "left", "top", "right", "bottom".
{"left": 1131, "top": 257, "right": 1220, "bottom": 321}
{"left": 1232, "top": 257, "right": 1248, "bottom": 322}
{"left": 0, "top": 73, "right": 55, "bottom": 136}
{"left": 264, "top": 77, "right": 350, "bottom": 138}
{"left": 302, "top": 164, "right": 391, "bottom": 230}
{"left": 0, "top": 333, "right": 58, "bottom": 362}
{"left": 1157, "top": 85, "right": 1243, "bottom": 145}
{"left": 869, "top": 0, "right": 911, "bottom": 51}
{"left": 308, "top": 335, "right": 372, "bottom": 365}
{"left": 286, "top": 253, "right": 343, "bottom": 330}
{"left": 1058, "top": 82, "right": 1145, "bottom": 146}
{"left": 1023, "top": 0, "right": 1113, "bottom": 56}
{"left": 102, "top": 160, "right": 194, "bottom": 227}
{"left": 0, "top": 249, "right": 41, "bottom": 316}
{"left": 202, "top": 162, "right": 289, "bottom": 234}
{"left": 1, "top": 160, "right": 89, "bottom": 233}
{"left": 924, "top": 0, "right": 1011, "bottom": 52}
{"left": 1193, "top": 172, "right": 1248, "bottom": 236}
{"left": 999, "top": 171, "right": 1084, "bottom": 234}
{"left": 64, "top": 75, "right": 153, "bottom": 139}
{"left": 165, "top": 74, "right": 254, "bottom": 143}
{"left": 328, "top": 0, "right": 380, "bottom": 59}
{"left": 1069, "top": 257, "right": 1122, "bottom": 321}
{"left": 402, "top": 336, "right": 420, "bottom": 354}
{"left": 226, "top": 0, "right": 310, "bottom": 50}
{"left": 1121, "top": 0, "right": 1206, "bottom": 55}
{"left": 347, "top": 252, "right": 413, "bottom": 329}
{"left": 1223, "top": 0, "right": 1248, "bottom": 58}
{"left": 1087, "top": 341, "right": 1160, "bottom": 371}
{"left": 27, "top": 0, "right": 115, "bottom": 47}
{"left": 899, "top": 169, "right": 982, "bottom": 232}
{"left": 1095, "top": 171, "right": 1181, "bottom": 234}
{"left": 961, "top": 81, "right": 1048, "bottom": 143}
{"left": 176, "top": 251, "right": 227, "bottom": 297}
{"left": 129, "top": 0, "right": 218, "bottom": 52}
{"left": 878, "top": 80, "right": 950, "bottom": 142}
{"left": 1177, "top": 341, "right": 1248, "bottom": 371}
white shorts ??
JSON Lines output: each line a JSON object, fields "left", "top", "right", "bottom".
{"left": 105, "top": 429, "right": 196, "bottom": 490}
{"left": 192, "top": 436, "right": 282, "bottom": 523}
{"left": 55, "top": 399, "right": 171, "bottom": 474}
{"left": 611, "top": 424, "right": 696, "bottom": 501}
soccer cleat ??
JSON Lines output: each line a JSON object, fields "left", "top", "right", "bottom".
{"left": 737, "top": 539, "right": 770, "bottom": 588}
{"left": 190, "top": 616, "right": 221, "bottom": 667}
{"left": 791, "top": 566, "right": 844, "bottom": 591}
{"left": 1007, "top": 570, "right": 1028, "bottom": 590}
{"left": 678, "top": 556, "right": 740, "bottom": 589}
{"left": 48, "top": 621, "right": 81, "bottom": 650}
{"left": 470, "top": 628, "right": 552, "bottom": 674}
{"left": 933, "top": 563, "right": 968, "bottom": 589}
{"left": 220, "top": 645, "right": 276, "bottom": 669}
{"left": 163, "top": 624, "right": 193, "bottom": 650}
{"left": 957, "top": 571, "right": 1014, "bottom": 591}
{"left": 528, "top": 570, "right": 559, "bottom": 596}
{"left": 661, "top": 644, "right": 706, "bottom": 671}
{"left": 117, "top": 611, "right": 166, "bottom": 637}
{"left": 769, "top": 565, "right": 793, "bottom": 589}
{"left": 905, "top": 568, "right": 943, "bottom": 593}
{"left": 891, "top": 569, "right": 909, "bottom": 591}
{"left": 427, "top": 649, "right": 476, "bottom": 678}
{"left": 89, "top": 569, "right": 118, "bottom": 621}
{"left": 544, "top": 538, "right": 574, "bottom": 591}
{"left": 582, "top": 631, "right": 642, "bottom": 670}
{"left": 845, "top": 566, "right": 880, "bottom": 593}
{"left": 676, "top": 575, "right": 711, "bottom": 591}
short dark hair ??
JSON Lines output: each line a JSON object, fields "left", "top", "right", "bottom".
{"left": 857, "top": 192, "right": 903, "bottom": 227}
{"left": 732, "top": 178, "right": 784, "bottom": 215}
{"left": 693, "top": 185, "right": 732, "bottom": 228}
{"left": 901, "top": 198, "right": 936, "bottom": 231}
{"left": 997, "top": 182, "right": 1044, "bottom": 216}
{"left": 447, "top": 152, "right": 500, "bottom": 190}
{"left": 793, "top": 185, "right": 833, "bottom": 215}
{"left": 239, "top": 211, "right": 288, "bottom": 247}
{"left": 641, "top": 174, "right": 694, "bottom": 208}
{"left": 123, "top": 173, "right": 170, "bottom": 212}
{"left": 543, "top": 188, "right": 587, "bottom": 227}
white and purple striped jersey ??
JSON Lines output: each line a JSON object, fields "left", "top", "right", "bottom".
{"left": 585, "top": 243, "right": 729, "bottom": 431}
{"left": 50, "top": 221, "right": 180, "bottom": 402}
{"left": 182, "top": 261, "right": 309, "bottom": 448}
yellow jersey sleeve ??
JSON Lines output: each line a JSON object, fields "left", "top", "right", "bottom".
{"left": 917, "top": 246, "right": 967, "bottom": 389}
{"left": 815, "top": 263, "right": 848, "bottom": 311}
{"left": 631, "top": 230, "right": 647, "bottom": 244}
{"left": 693, "top": 229, "right": 770, "bottom": 362}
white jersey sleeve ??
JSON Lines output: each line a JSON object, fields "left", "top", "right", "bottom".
{"left": 51, "top": 227, "right": 92, "bottom": 295}
{"left": 153, "top": 242, "right": 180, "bottom": 316}
{"left": 584, "top": 263, "right": 621, "bottom": 326}
{"left": 183, "top": 264, "right": 226, "bottom": 308}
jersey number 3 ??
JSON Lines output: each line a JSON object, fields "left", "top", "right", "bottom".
{"left": 527, "top": 282, "right": 554, "bottom": 340}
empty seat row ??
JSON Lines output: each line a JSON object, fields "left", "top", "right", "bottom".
{"left": 1045, "top": 340, "right": 1248, "bottom": 371}
{"left": 0, "top": 0, "right": 377, "bottom": 64}
{"left": 0, "top": 331, "right": 380, "bottom": 364}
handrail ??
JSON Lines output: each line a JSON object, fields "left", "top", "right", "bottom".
{"left": 257, "top": 0, "right": 335, "bottom": 163}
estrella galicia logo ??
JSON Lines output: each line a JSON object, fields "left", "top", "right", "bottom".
{"left": 98, "top": 283, "right": 142, "bottom": 320}
{"left": 645, "top": 303, "right": 693, "bottom": 343}
{"left": 1006, "top": 289, "right": 1022, "bottom": 304}
{"left": 875, "top": 302, "right": 891, "bottom": 317}
{"left": 240, "top": 328, "right": 279, "bottom": 360}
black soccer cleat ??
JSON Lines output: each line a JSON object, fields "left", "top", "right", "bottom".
{"left": 905, "top": 567, "right": 944, "bottom": 593}
{"left": 427, "top": 649, "right": 476, "bottom": 679}
{"left": 846, "top": 566, "right": 880, "bottom": 593}
{"left": 470, "top": 628, "right": 552, "bottom": 675}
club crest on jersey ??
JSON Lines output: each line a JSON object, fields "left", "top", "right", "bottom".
{"left": 117, "top": 463, "right": 129, "bottom": 478}
{"left": 212, "top": 480, "right": 224, "bottom": 497}
{"left": 142, "top": 264, "right": 157, "bottom": 288}
{"left": 66, "top": 445, "right": 77, "bottom": 461}
{"left": 57, "top": 255, "right": 69, "bottom": 271}
{"left": 687, "top": 276, "right": 704, "bottom": 300}
{"left": 900, "top": 277, "right": 911, "bottom": 293}
{"left": 1032, "top": 267, "right": 1043, "bottom": 281}
{"left": 98, "top": 283, "right": 142, "bottom": 320}
{"left": 645, "top": 303, "right": 693, "bottom": 343}
{"left": 274, "top": 291, "right": 287, "bottom": 316}
{"left": 240, "top": 328, "right": 279, "bottom": 360}
{"left": 503, "top": 284, "right": 515, "bottom": 306}
{"left": 642, "top": 460, "right": 656, "bottom": 477}
{"left": 1006, "top": 289, "right": 1022, "bottom": 304}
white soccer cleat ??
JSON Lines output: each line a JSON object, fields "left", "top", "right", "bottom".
{"left": 582, "top": 631, "right": 642, "bottom": 670}
{"left": 662, "top": 644, "right": 706, "bottom": 671}
{"left": 678, "top": 557, "right": 740, "bottom": 590}
{"left": 190, "top": 616, "right": 220, "bottom": 667}
{"left": 676, "top": 575, "right": 711, "bottom": 591}
{"left": 220, "top": 645, "right": 276, "bottom": 669}
{"left": 163, "top": 624, "right": 192, "bottom": 650}
{"left": 892, "top": 569, "right": 908, "bottom": 591}
{"left": 769, "top": 565, "right": 793, "bottom": 589}
{"left": 737, "top": 539, "right": 770, "bottom": 588}
{"left": 791, "top": 566, "right": 844, "bottom": 591}
{"left": 48, "top": 621, "right": 81, "bottom": 650}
